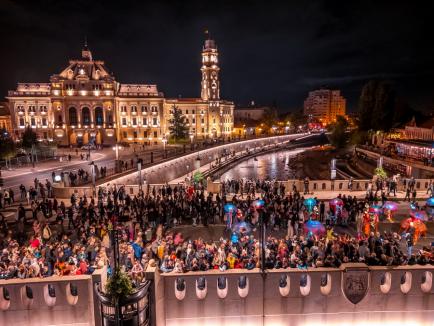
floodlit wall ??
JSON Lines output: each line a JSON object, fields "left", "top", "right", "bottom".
{"left": 159, "top": 264, "right": 434, "bottom": 326}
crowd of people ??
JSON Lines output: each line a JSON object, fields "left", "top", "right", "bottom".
{"left": 0, "top": 178, "right": 432, "bottom": 281}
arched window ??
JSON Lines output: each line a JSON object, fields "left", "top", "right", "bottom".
{"left": 95, "top": 107, "right": 104, "bottom": 126}
{"left": 82, "top": 107, "right": 90, "bottom": 125}
{"left": 69, "top": 107, "right": 77, "bottom": 125}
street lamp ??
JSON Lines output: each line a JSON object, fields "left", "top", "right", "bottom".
{"left": 162, "top": 136, "right": 167, "bottom": 158}
{"left": 190, "top": 133, "right": 194, "bottom": 150}
{"left": 89, "top": 161, "right": 96, "bottom": 197}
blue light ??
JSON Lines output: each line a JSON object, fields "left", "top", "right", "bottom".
{"left": 224, "top": 203, "right": 236, "bottom": 213}
{"left": 427, "top": 197, "right": 434, "bottom": 207}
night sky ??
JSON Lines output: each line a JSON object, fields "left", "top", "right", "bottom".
{"left": 1, "top": 0, "right": 433, "bottom": 112}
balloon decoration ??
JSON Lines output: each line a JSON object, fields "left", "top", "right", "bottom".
{"left": 303, "top": 220, "right": 326, "bottom": 237}
{"left": 410, "top": 210, "right": 428, "bottom": 221}
{"left": 253, "top": 199, "right": 265, "bottom": 210}
{"left": 224, "top": 203, "right": 236, "bottom": 214}
{"left": 303, "top": 198, "right": 317, "bottom": 213}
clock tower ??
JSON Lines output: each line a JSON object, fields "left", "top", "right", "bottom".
{"left": 201, "top": 38, "right": 220, "bottom": 101}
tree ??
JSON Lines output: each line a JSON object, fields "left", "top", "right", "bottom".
{"left": 328, "top": 115, "right": 349, "bottom": 149}
{"left": 168, "top": 105, "right": 189, "bottom": 142}
{"left": 21, "top": 126, "right": 38, "bottom": 149}
{"left": 0, "top": 129, "right": 16, "bottom": 166}
{"left": 286, "top": 110, "right": 308, "bottom": 129}
{"left": 260, "top": 108, "right": 278, "bottom": 132}
{"left": 357, "top": 80, "right": 395, "bottom": 132}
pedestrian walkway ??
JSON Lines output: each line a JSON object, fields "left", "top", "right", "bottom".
{"left": 1, "top": 152, "right": 106, "bottom": 179}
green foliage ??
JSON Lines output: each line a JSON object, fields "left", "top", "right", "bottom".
{"left": 193, "top": 171, "right": 204, "bottom": 183}
{"left": 374, "top": 167, "right": 388, "bottom": 179}
{"left": 350, "top": 129, "right": 370, "bottom": 145}
{"left": 105, "top": 267, "right": 133, "bottom": 303}
{"left": 285, "top": 110, "right": 308, "bottom": 129}
{"left": 328, "top": 115, "right": 349, "bottom": 149}
{"left": 168, "top": 105, "right": 189, "bottom": 142}
{"left": 0, "top": 128, "right": 16, "bottom": 160}
{"left": 21, "top": 126, "right": 38, "bottom": 149}
{"left": 261, "top": 108, "right": 278, "bottom": 129}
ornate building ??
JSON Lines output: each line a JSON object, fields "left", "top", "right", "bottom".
{"left": 6, "top": 38, "right": 234, "bottom": 146}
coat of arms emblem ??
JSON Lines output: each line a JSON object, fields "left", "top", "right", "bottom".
{"left": 342, "top": 268, "right": 369, "bottom": 304}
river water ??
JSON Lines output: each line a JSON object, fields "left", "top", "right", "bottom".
{"left": 220, "top": 147, "right": 308, "bottom": 181}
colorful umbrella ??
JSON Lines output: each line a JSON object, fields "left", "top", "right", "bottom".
{"left": 383, "top": 201, "right": 398, "bottom": 211}
{"left": 369, "top": 205, "right": 382, "bottom": 214}
{"left": 303, "top": 198, "right": 317, "bottom": 212}
{"left": 410, "top": 210, "right": 428, "bottom": 221}
{"left": 427, "top": 197, "right": 434, "bottom": 207}
{"left": 253, "top": 199, "right": 265, "bottom": 210}
{"left": 303, "top": 220, "right": 326, "bottom": 236}
{"left": 329, "top": 198, "right": 343, "bottom": 206}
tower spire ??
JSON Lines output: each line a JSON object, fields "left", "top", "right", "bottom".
{"left": 81, "top": 36, "right": 92, "bottom": 61}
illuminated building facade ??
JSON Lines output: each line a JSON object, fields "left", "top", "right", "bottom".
{"left": 303, "top": 88, "right": 346, "bottom": 124}
{"left": 6, "top": 38, "right": 234, "bottom": 146}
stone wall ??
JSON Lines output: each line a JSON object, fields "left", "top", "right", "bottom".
{"left": 159, "top": 264, "right": 434, "bottom": 326}
{"left": 0, "top": 267, "right": 106, "bottom": 326}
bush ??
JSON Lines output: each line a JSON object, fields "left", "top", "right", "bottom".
{"left": 105, "top": 267, "right": 133, "bottom": 303}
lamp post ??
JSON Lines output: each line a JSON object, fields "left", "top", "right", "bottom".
{"left": 112, "top": 144, "right": 123, "bottom": 173}
{"left": 89, "top": 161, "right": 96, "bottom": 197}
{"left": 254, "top": 199, "right": 266, "bottom": 273}
{"left": 162, "top": 136, "right": 167, "bottom": 158}
{"left": 190, "top": 133, "right": 194, "bottom": 151}
{"left": 137, "top": 158, "right": 143, "bottom": 191}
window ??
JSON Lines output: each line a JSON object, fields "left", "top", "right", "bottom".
{"left": 28, "top": 105, "right": 36, "bottom": 113}
{"left": 142, "top": 118, "right": 147, "bottom": 125}
{"left": 57, "top": 115, "right": 63, "bottom": 124}
{"left": 42, "top": 118, "right": 47, "bottom": 126}
{"left": 132, "top": 117, "right": 137, "bottom": 126}
{"left": 121, "top": 105, "right": 127, "bottom": 113}
{"left": 30, "top": 118, "right": 36, "bottom": 126}
{"left": 95, "top": 107, "right": 104, "bottom": 126}
{"left": 19, "top": 118, "right": 25, "bottom": 126}
{"left": 131, "top": 105, "right": 137, "bottom": 113}
{"left": 133, "top": 131, "right": 137, "bottom": 138}
{"left": 141, "top": 105, "right": 148, "bottom": 113}
{"left": 82, "top": 107, "right": 90, "bottom": 125}
{"left": 122, "top": 118, "right": 127, "bottom": 126}
{"left": 192, "top": 118, "right": 196, "bottom": 123}
{"left": 186, "top": 109, "right": 189, "bottom": 114}
{"left": 123, "top": 132, "right": 127, "bottom": 138}
{"left": 107, "top": 114, "right": 113, "bottom": 125}
{"left": 201, "top": 128, "right": 205, "bottom": 133}
{"left": 153, "top": 131, "right": 157, "bottom": 138}
{"left": 192, "top": 110, "right": 195, "bottom": 114}
{"left": 153, "top": 118, "right": 157, "bottom": 125}
{"left": 151, "top": 106, "right": 157, "bottom": 113}
{"left": 40, "top": 105, "right": 47, "bottom": 113}
{"left": 201, "top": 118, "right": 205, "bottom": 124}
{"left": 69, "top": 107, "right": 78, "bottom": 125}
{"left": 143, "top": 131, "right": 148, "bottom": 137}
